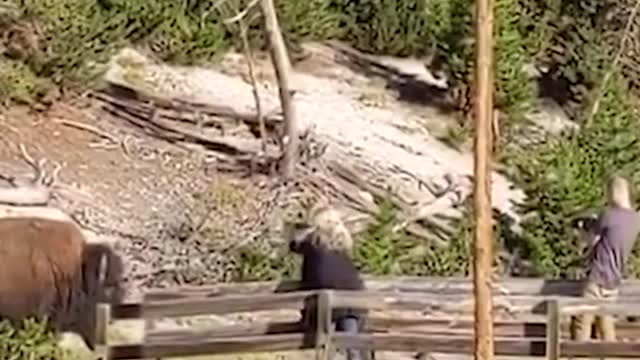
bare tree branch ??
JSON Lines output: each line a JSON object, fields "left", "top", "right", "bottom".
{"left": 222, "top": 0, "right": 260, "bottom": 25}
{"left": 259, "top": 0, "right": 298, "bottom": 178}
{"left": 219, "top": 0, "right": 269, "bottom": 155}
{"left": 586, "top": 0, "right": 640, "bottom": 125}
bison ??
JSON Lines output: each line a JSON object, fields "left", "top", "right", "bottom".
{"left": 288, "top": 204, "right": 373, "bottom": 360}
{"left": 0, "top": 216, "right": 124, "bottom": 349}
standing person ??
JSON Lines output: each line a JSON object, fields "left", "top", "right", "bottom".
{"left": 572, "top": 174, "right": 640, "bottom": 345}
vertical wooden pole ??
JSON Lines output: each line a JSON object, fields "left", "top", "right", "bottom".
{"left": 316, "top": 290, "right": 333, "bottom": 360}
{"left": 546, "top": 299, "right": 561, "bottom": 360}
{"left": 95, "top": 303, "right": 111, "bottom": 360}
{"left": 472, "top": 0, "right": 495, "bottom": 358}
{"left": 259, "top": 0, "right": 298, "bottom": 178}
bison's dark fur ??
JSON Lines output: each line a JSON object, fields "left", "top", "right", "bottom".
{"left": 0, "top": 217, "right": 124, "bottom": 349}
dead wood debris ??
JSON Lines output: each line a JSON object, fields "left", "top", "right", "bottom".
{"left": 0, "top": 143, "right": 62, "bottom": 206}
{"left": 92, "top": 82, "right": 461, "bottom": 246}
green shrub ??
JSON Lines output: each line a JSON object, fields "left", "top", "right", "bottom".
{"left": 332, "top": 0, "right": 433, "bottom": 56}
{"left": 494, "top": 0, "right": 537, "bottom": 125}
{"left": 0, "top": 317, "right": 65, "bottom": 360}
{"left": 229, "top": 196, "right": 515, "bottom": 280}
{"left": 331, "top": 0, "right": 537, "bottom": 133}
{"left": 275, "top": 0, "right": 347, "bottom": 45}
{"left": 212, "top": 0, "right": 345, "bottom": 60}
{"left": 106, "top": 0, "right": 229, "bottom": 66}
{"left": 423, "top": 0, "right": 473, "bottom": 91}
{"left": 0, "top": 0, "right": 230, "bottom": 105}
{"left": 0, "top": 59, "right": 52, "bottom": 106}
{"left": 0, "top": 0, "right": 349, "bottom": 105}
{"left": 354, "top": 199, "right": 433, "bottom": 276}
{"left": 505, "top": 76, "right": 640, "bottom": 278}
{"left": 230, "top": 241, "right": 299, "bottom": 282}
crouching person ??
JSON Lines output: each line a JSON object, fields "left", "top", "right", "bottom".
{"left": 287, "top": 203, "right": 373, "bottom": 360}
{"left": 572, "top": 175, "right": 640, "bottom": 351}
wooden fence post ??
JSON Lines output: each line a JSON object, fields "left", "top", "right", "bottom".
{"left": 95, "top": 303, "right": 112, "bottom": 360}
{"left": 316, "top": 290, "right": 333, "bottom": 360}
{"left": 472, "top": 0, "right": 495, "bottom": 356}
{"left": 546, "top": 299, "right": 561, "bottom": 360}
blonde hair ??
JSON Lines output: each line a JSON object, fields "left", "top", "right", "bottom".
{"left": 306, "top": 203, "right": 354, "bottom": 252}
{"left": 606, "top": 174, "right": 633, "bottom": 209}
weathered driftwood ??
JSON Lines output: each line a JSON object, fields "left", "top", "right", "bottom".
{"left": 0, "top": 204, "right": 72, "bottom": 222}
{"left": 0, "top": 143, "right": 61, "bottom": 206}
{"left": 98, "top": 93, "right": 281, "bottom": 160}
{"left": 94, "top": 79, "right": 458, "bottom": 245}
{"left": 93, "top": 86, "right": 283, "bottom": 128}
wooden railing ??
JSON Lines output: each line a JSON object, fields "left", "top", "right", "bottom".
{"left": 93, "top": 278, "right": 640, "bottom": 359}
{"left": 545, "top": 297, "right": 640, "bottom": 359}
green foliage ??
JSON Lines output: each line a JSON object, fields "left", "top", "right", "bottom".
{"left": 229, "top": 196, "right": 489, "bottom": 280}
{"left": 353, "top": 199, "right": 432, "bottom": 275}
{"left": 230, "top": 241, "right": 299, "bottom": 282}
{"left": 0, "top": 0, "right": 229, "bottom": 104}
{"left": 333, "top": 0, "right": 432, "bottom": 56}
{"left": 505, "top": 76, "right": 640, "bottom": 278}
{"left": 517, "top": 0, "right": 562, "bottom": 59}
{"left": 0, "top": 59, "right": 52, "bottom": 106}
{"left": 527, "top": 0, "right": 633, "bottom": 118}
{"left": 274, "top": 0, "right": 347, "bottom": 45}
{"left": 108, "top": 0, "right": 229, "bottom": 66}
{"left": 0, "top": 0, "right": 349, "bottom": 105}
{"left": 0, "top": 317, "right": 65, "bottom": 360}
{"left": 494, "top": 0, "right": 537, "bottom": 124}
{"left": 213, "top": 0, "right": 344, "bottom": 60}
{"left": 424, "top": 0, "right": 472, "bottom": 87}
{"left": 332, "top": 0, "right": 536, "bottom": 129}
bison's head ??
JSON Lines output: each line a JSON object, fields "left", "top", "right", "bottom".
{"left": 73, "top": 243, "right": 125, "bottom": 349}
{"left": 82, "top": 243, "right": 125, "bottom": 305}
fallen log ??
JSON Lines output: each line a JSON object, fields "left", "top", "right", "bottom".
{"left": 93, "top": 85, "right": 283, "bottom": 128}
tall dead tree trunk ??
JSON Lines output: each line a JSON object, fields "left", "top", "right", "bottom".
{"left": 259, "top": 0, "right": 298, "bottom": 178}
{"left": 472, "top": 0, "right": 495, "bottom": 358}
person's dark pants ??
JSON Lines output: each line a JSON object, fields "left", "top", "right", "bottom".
{"left": 336, "top": 315, "right": 370, "bottom": 360}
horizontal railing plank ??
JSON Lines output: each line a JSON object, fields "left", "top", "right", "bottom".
{"left": 329, "top": 290, "right": 640, "bottom": 315}
{"left": 110, "top": 289, "right": 640, "bottom": 320}
{"left": 146, "top": 321, "right": 303, "bottom": 342}
{"left": 562, "top": 340, "right": 640, "bottom": 357}
{"left": 115, "top": 332, "right": 640, "bottom": 359}
{"left": 332, "top": 334, "right": 640, "bottom": 357}
{"left": 332, "top": 334, "right": 547, "bottom": 356}
{"left": 109, "top": 333, "right": 309, "bottom": 360}
{"left": 142, "top": 277, "right": 640, "bottom": 301}
{"left": 561, "top": 299, "right": 640, "bottom": 316}
{"left": 140, "top": 291, "right": 314, "bottom": 318}
{"left": 142, "top": 317, "right": 640, "bottom": 343}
